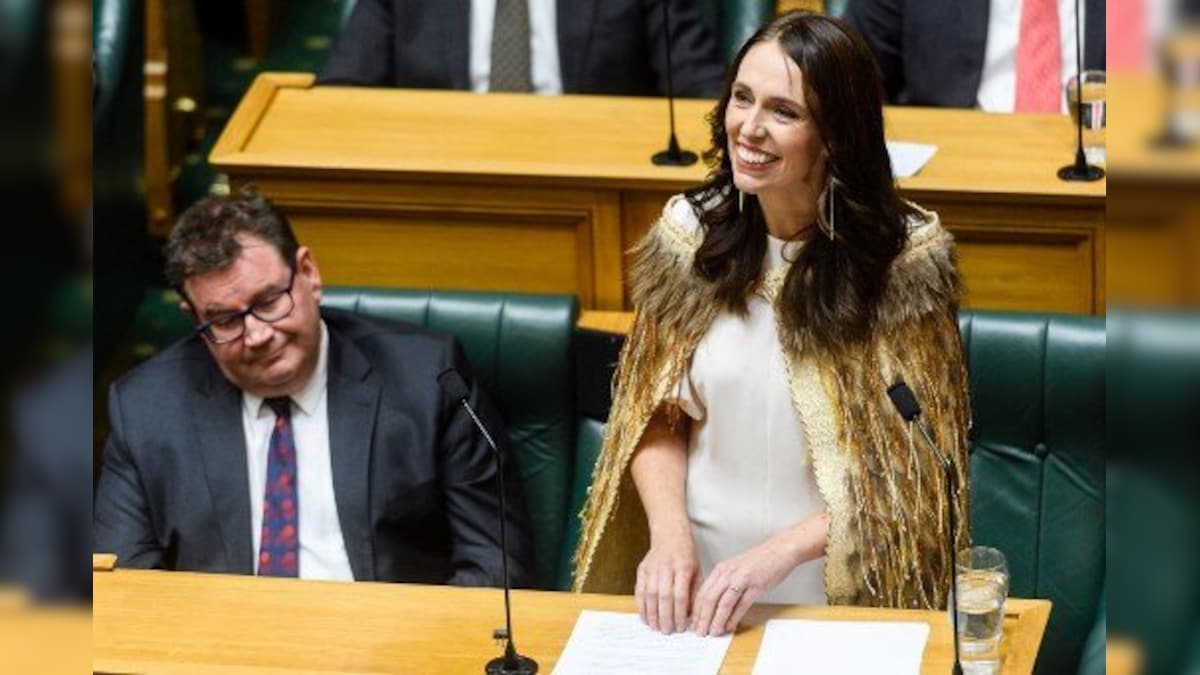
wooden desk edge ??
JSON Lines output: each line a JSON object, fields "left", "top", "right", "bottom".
{"left": 210, "top": 73, "right": 1104, "bottom": 205}
{"left": 210, "top": 72, "right": 315, "bottom": 161}
{"left": 1005, "top": 598, "right": 1053, "bottom": 673}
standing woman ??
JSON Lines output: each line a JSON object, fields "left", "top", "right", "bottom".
{"left": 572, "top": 11, "right": 970, "bottom": 637}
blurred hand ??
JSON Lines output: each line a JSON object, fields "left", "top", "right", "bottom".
{"left": 635, "top": 529, "right": 700, "bottom": 634}
{"left": 690, "top": 534, "right": 799, "bottom": 637}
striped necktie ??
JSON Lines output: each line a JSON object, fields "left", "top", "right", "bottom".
{"left": 1014, "top": 0, "right": 1063, "bottom": 113}
{"left": 258, "top": 397, "right": 299, "bottom": 577}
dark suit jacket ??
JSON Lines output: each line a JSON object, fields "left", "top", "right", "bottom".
{"left": 316, "top": 0, "right": 725, "bottom": 97}
{"left": 94, "top": 309, "right": 534, "bottom": 587}
{"left": 845, "top": 0, "right": 1106, "bottom": 107}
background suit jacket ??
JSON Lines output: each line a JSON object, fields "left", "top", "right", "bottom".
{"left": 316, "top": 0, "right": 725, "bottom": 97}
{"left": 845, "top": 0, "right": 1105, "bottom": 108}
{"left": 94, "top": 308, "right": 534, "bottom": 587}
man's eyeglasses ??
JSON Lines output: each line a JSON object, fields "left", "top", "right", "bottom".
{"left": 194, "top": 269, "right": 296, "bottom": 344}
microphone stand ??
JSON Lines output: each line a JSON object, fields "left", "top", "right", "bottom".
{"left": 1057, "top": 0, "right": 1104, "bottom": 181}
{"left": 887, "top": 382, "right": 964, "bottom": 675}
{"left": 438, "top": 369, "right": 538, "bottom": 675}
{"left": 651, "top": 0, "right": 698, "bottom": 166}
{"left": 914, "top": 422, "right": 964, "bottom": 675}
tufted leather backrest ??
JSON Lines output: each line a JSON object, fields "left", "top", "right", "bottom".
{"left": 321, "top": 289, "right": 579, "bottom": 589}
{"left": 958, "top": 310, "right": 1105, "bottom": 675}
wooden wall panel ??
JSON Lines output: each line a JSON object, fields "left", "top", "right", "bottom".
{"left": 238, "top": 177, "right": 631, "bottom": 308}
{"left": 955, "top": 231, "right": 1093, "bottom": 313}
{"left": 291, "top": 212, "right": 589, "bottom": 301}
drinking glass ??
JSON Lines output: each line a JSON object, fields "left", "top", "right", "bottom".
{"left": 955, "top": 546, "right": 1008, "bottom": 673}
{"left": 1066, "top": 70, "right": 1107, "bottom": 165}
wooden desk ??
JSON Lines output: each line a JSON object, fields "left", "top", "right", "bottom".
{"left": 94, "top": 569, "right": 1051, "bottom": 674}
{"left": 211, "top": 73, "right": 1105, "bottom": 313}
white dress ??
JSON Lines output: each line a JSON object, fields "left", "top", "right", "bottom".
{"left": 666, "top": 200, "right": 828, "bottom": 605}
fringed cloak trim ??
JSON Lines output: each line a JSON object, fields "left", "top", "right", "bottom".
{"left": 572, "top": 196, "right": 971, "bottom": 609}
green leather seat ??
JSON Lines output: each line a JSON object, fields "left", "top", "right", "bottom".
{"left": 1107, "top": 312, "right": 1200, "bottom": 675}
{"left": 959, "top": 311, "right": 1105, "bottom": 675}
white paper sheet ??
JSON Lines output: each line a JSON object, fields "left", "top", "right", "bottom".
{"left": 751, "top": 619, "right": 930, "bottom": 675}
{"left": 552, "top": 610, "right": 732, "bottom": 675}
{"left": 887, "top": 141, "right": 939, "bottom": 178}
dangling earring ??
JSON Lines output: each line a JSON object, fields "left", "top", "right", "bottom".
{"left": 827, "top": 181, "right": 836, "bottom": 241}
{"left": 820, "top": 178, "right": 837, "bottom": 241}
{"left": 737, "top": 189, "right": 745, "bottom": 214}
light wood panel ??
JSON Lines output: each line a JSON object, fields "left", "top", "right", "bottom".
{"left": 210, "top": 73, "right": 1106, "bottom": 312}
{"left": 94, "top": 568, "right": 1051, "bottom": 674}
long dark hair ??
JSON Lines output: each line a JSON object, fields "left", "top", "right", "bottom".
{"left": 685, "top": 11, "right": 915, "bottom": 346}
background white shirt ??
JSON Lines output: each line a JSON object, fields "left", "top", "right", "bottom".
{"left": 469, "top": 0, "right": 563, "bottom": 94}
{"left": 243, "top": 321, "right": 354, "bottom": 581}
{"left": 976, "top": 0, "right": 1084, "bottom": 113}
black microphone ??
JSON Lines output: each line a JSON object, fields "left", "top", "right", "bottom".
{"left": 438, "top": 368, "right": 538, "bottom": 675}
{"left": 886, "top": 381, "right": 964, "bottom": 675}
{"left": 651, "top": 0, "right": 698, "bottom": 166}
{"left": 1057, "top": 0, "right": 1105, "bottom": 182}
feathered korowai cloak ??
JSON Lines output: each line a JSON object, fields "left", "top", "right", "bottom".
{"left": 572, "top": 195, "right": 971, "bottom": 609}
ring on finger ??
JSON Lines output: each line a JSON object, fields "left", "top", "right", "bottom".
{"left": 729, "top": 584, "right": 745, "bottom": 594}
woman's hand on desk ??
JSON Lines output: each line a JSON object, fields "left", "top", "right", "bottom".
{"left": 689, "top": 535, "right": 796, "bottom": 637}
{"left": 691, "top": 512, "right": 829, "bottom": 637}
{"left": 635, "top": 527, "right": 701, "bottom": 635}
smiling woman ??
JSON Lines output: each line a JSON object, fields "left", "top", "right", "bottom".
{"left": 573, "top": 11, "right": 973, "bottom": 640}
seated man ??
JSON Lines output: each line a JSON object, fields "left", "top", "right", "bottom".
{"left": 316, "top": 0, "right": 725, "bottom": 97}
{"left": 94, "top": 190, "right": 533, "bottom": 586}
{"left": 845, "top": 0, "right": 1104, "bottom": 112}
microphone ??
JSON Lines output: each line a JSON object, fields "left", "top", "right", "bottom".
{"left": 438, "top": 368, "right": 538, "bottom": 675}
{"left": 651, "top": 0, "right": 698, "bottom": 166}
{"left": 886, "top": 381, "right": 964, "bottom": 675}
{"left": 1057, "top": 0, "right": 1105, "bottom": 182}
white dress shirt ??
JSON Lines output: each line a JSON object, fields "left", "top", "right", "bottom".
{"left": 469, "top": 0, "right": 563, "bottom": 94}
{"left": 976, "top": 0, "right": 1084, "bottom": 113}
{"left": 243, "top": 321, "right": 354, "bottom": 581}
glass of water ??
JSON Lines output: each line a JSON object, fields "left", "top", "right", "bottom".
{"left": 1065, "top": 70, "right": 1107, "bottom": 165}
{"left": 955, "top": 546, "right": 1008, "bottom": 673}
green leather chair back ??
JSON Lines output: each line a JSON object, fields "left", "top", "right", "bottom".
{"left": 700, "top": 0, "right": 776, "bottom": 64}
{"left": 1107, "top": 312, "right": 1200, "bottom": 675}
{"left": 959, "top": 311, "right": 1105, "bottom": 675}
{"left": 121, "top": 286, "right": 580, "bottom": 589}
{"left": 93, "top": 0, "right": 134, "bottom": 126}
{"left": 557, "top": 417, "right": 607, "bottom": 588}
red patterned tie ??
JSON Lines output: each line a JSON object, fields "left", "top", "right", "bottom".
{"left": 1014, "top": 0, "right": 1063, "bottom": 113}
{"left": 258, "top": 397, "right": 298, "bottom": 577}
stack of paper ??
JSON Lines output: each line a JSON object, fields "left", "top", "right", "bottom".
{"left": 751, "top": 619, "right": 930, "bottom": 675}
{"left": 553, "top": 611, "right": 732, "bottom": 675}
{"left": 886, "top": 141, "right": 939, "bottom": 178}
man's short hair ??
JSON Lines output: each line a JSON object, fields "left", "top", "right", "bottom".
{"left": 163, "top": 188, "right": 299, "bottom": 291}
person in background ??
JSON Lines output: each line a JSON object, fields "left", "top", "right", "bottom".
{"left": 94, "top": 189, "right": 533, "bottom": 587}
{"left": 844, "top": 0, "right": 1104, "bottom": 112}
{"left": 317, "top": 0, "right": 725, "bottom": 97}
{"left": 573, "top": 11, "right": 971, "bottom": 636}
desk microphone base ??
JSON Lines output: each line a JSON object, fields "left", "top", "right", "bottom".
{"left": 485, "top": 654, "right": 538, "bottom": 675}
